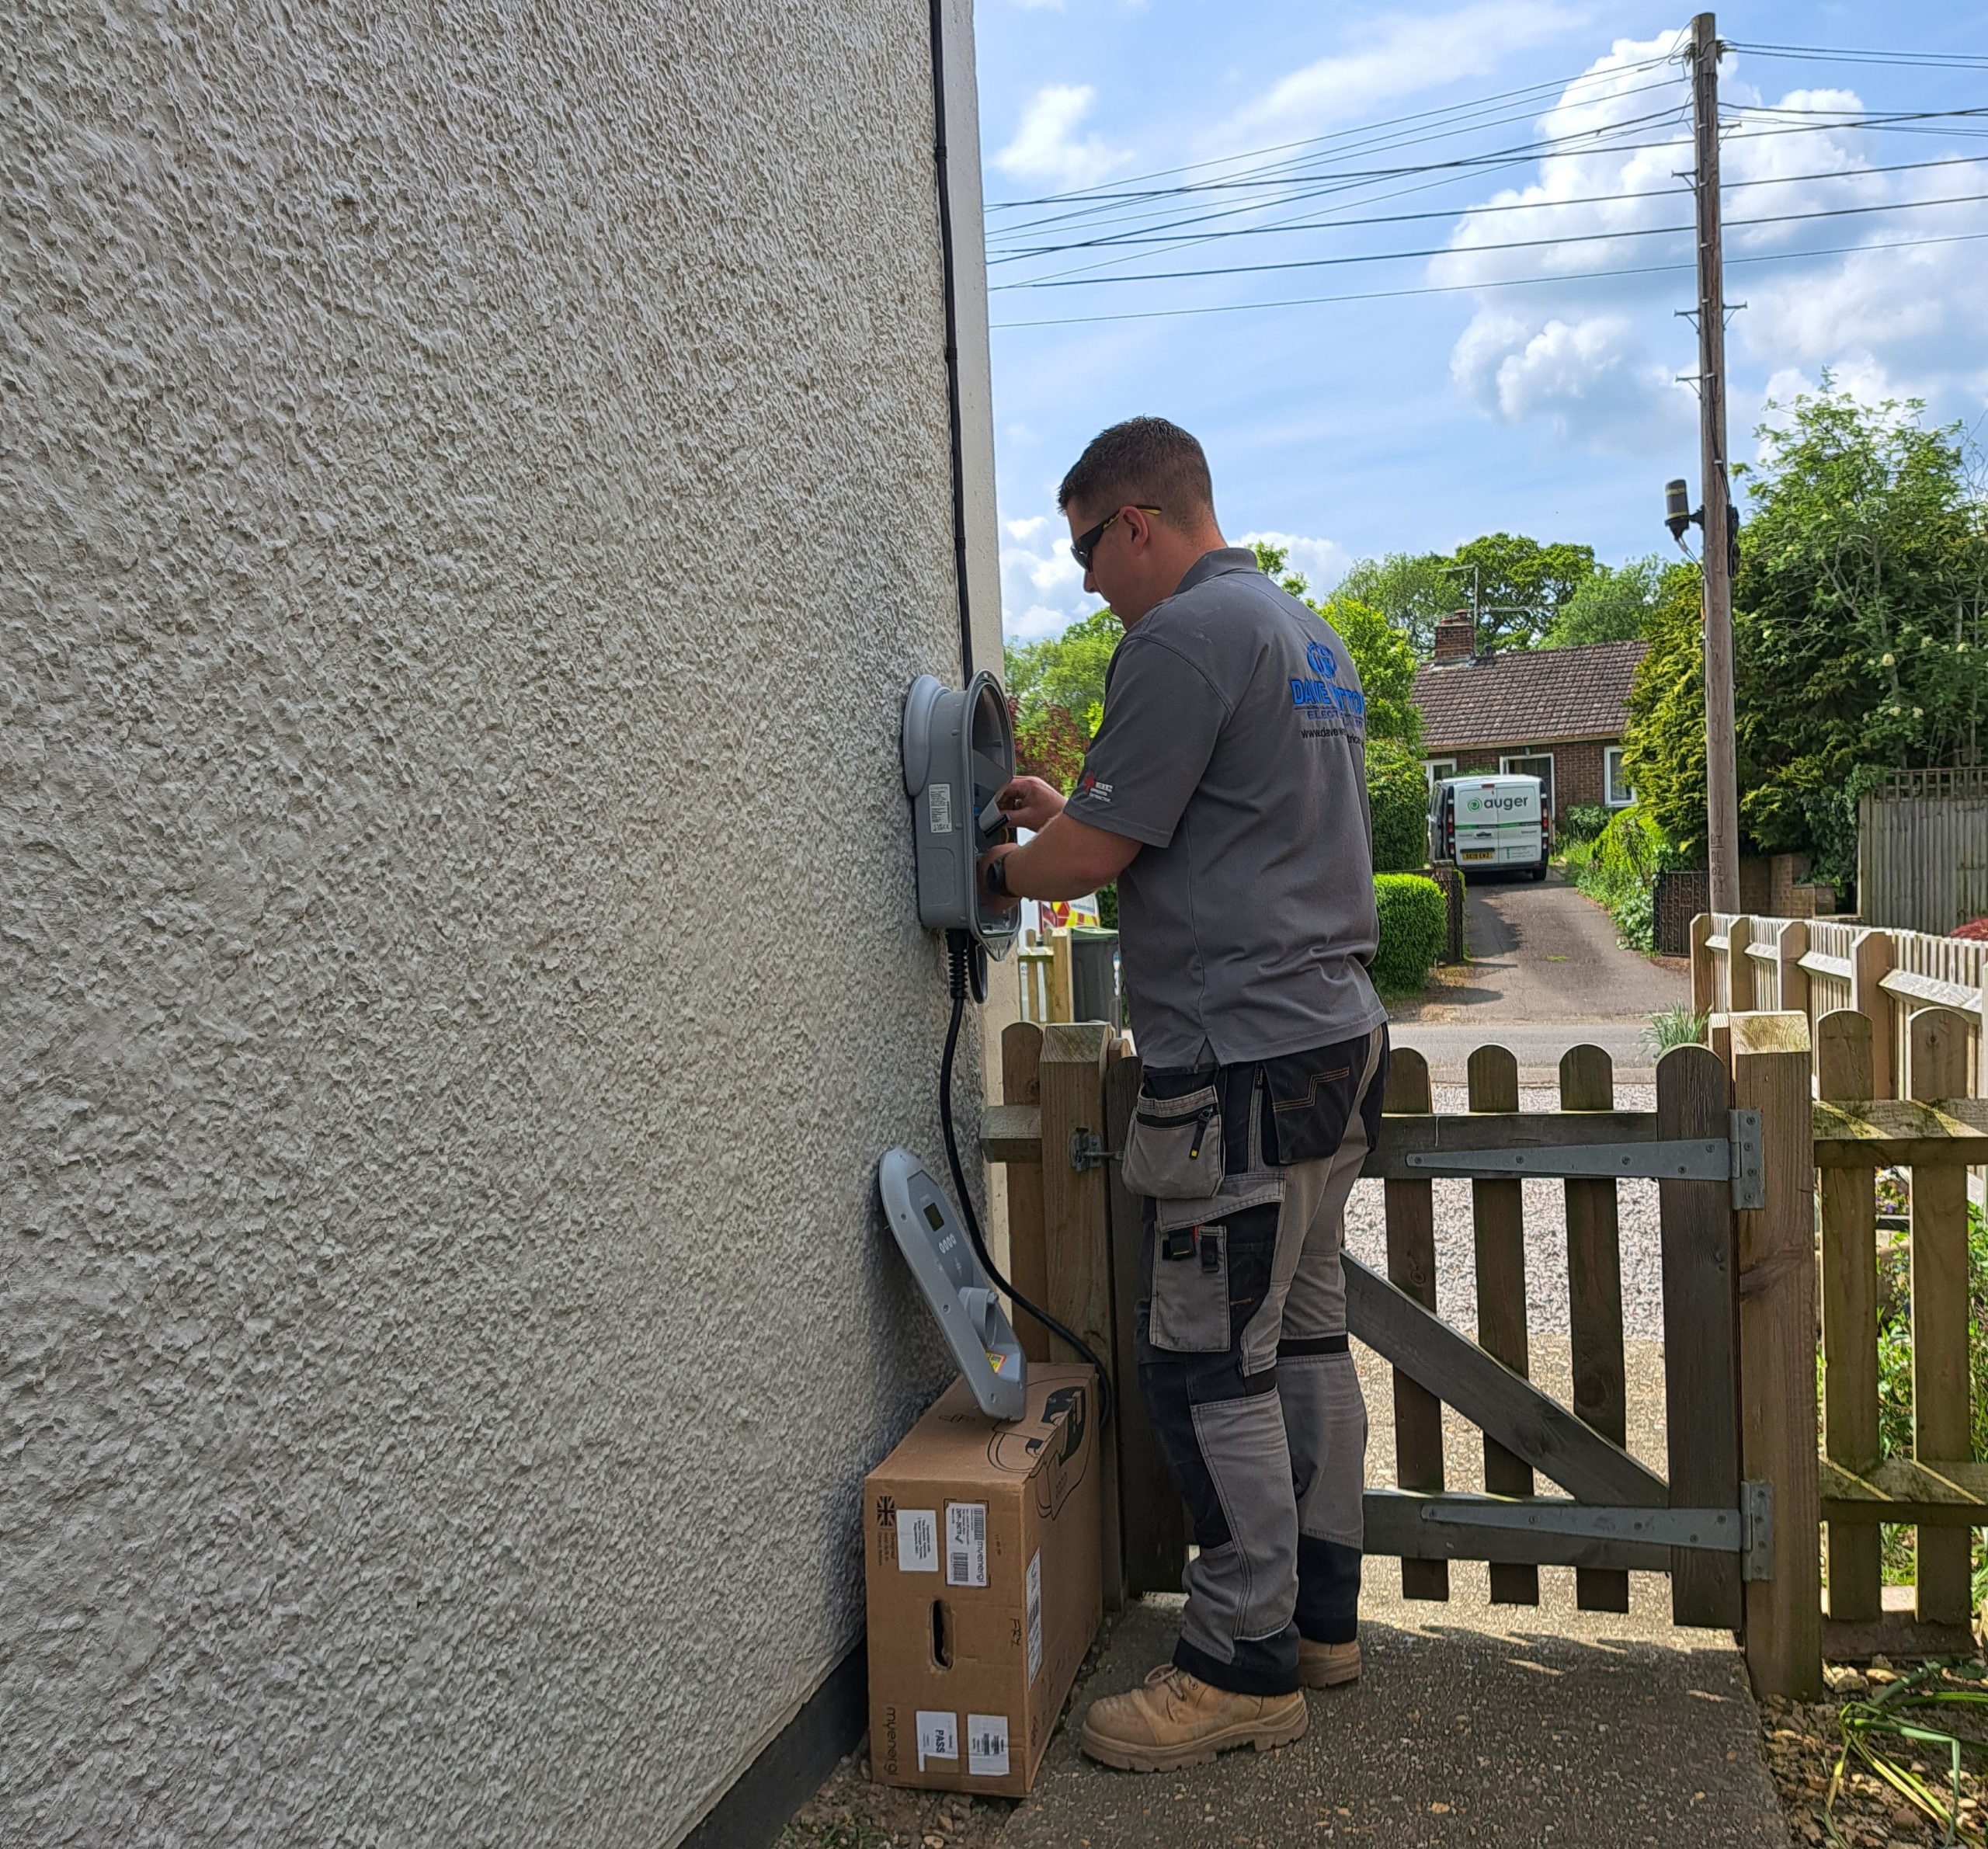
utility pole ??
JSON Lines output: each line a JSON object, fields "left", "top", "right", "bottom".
{"left": 1690, "top": 11, "right": 1742, "bottom": 912}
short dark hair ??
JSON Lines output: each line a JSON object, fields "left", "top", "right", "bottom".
{"left": 1057, "top": 417, "right": 1215, "bottom": 526}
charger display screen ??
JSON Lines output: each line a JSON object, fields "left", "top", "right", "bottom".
{"left": 923, "top": 1201, "right": 947, "bottom": 1232}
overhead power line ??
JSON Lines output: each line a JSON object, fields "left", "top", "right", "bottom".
{"left": 1727, "top": 40, "right": 1988, "bottom": 71}
{"left": 989, "top": 189, "right": 1988, "bottom": 291}
{"left": 986, "top": 228, "right": 1988, "bottom": 330}
{"left": 987, "top": 155, "right": 1988, "bottom": 264}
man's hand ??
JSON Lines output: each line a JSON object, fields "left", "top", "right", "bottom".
{"left": 990, "top": 775, "right": 1065, "bottom": 833}
{"left": 978, "top": 841, "right": 1023, "bottom": 912}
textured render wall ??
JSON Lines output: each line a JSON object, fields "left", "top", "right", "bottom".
{"left": 2, "top": 5, "right": 985, "bottom": 1842}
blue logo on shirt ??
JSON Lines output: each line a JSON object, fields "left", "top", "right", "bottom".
{"left": 1305, "top": 638, "right": 1337, "bottom": 679}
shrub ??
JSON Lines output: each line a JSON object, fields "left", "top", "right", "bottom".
{"left": 1559, "top": 804, "right": 1608, "bottom": 846}
{"left": 1571, "top": 808, "right": 1682, "bottom": 954}
{"left": 1642, "top": 1006, "right": 1708, "bottom": 1055}
{"left": 1367, "top": 741, "right": 1430, "bottom": 874}
{"left": 1372, "top": 874, "right": 1446, "bottom": 992}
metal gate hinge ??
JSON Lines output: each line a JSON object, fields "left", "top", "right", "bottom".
{"left": 1405, "top": 1108, "right": 1764, "bottom": 1209}
{"left": 1420, "top": 1479, "right": 1774, "bottom": 1580}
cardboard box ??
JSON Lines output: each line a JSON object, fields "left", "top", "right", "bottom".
{"left": 864, "top": 1364, "right": 1101, "bottom": 1799}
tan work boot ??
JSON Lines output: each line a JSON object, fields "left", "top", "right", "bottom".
{"left": 1298, "top": 1636, "right": 1361, "bottom": 1687}
{"left": 1078, "top": 1663, "right": 1309, "bottom": 1772}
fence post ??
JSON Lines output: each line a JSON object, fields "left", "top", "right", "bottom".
{"left": 1047, "top": 928, "right": 1075, "bottom": 1025}
{"left": 1727, "top": 915, "right": 1757, "bottom": 1012}
{"left": 1002, "top": 1021, "right": 1051, "bottom": 1365}
{"left": 1729, "top": 1011, "right": 1822, "bottom": 1700}
{"left": 1382, "top": 1047, "right": 1448, "bottom": 1604}
{"left": 1777, "top": 919, "right": 1809, "bottom": 1024}
{"left": 1691, "top": 912, "right": 1715, "bottom": 1019}
{"left": 1816, "top": 1010, "right": 1880, "bottom": 1625}
{"left": 1037, "top": 1020, "right": 1124, "bottom": 1610}
{"left": 1908, "top": 1006, "right": 1973, "bottom": 1627}
{"left": 1101, "top": 1043, "right": 1191, "bottom": 1600}
{"left": 1851, "top": 928, "right": 1895, "bottom": 1100}
{"left": 1469, "top": 1044, "right": 1538, "bottom": 1607}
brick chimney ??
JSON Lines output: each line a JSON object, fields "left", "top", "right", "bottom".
{"left": 1433, "top": 613, "right": 1475, "bottom": 663}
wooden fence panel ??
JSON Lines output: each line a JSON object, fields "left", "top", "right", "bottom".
{"left": 1859, "top": 787, "right": 1988, "bottom": 936}
{"left": 1816, "top": 1010, "right": 1881, "bottom": 1625}
{"left": 1381, "top": 1048, "right": 1447, "bottom": 1604}
{"left": 1468, "top": 1044, "right": 1537, "bottom": 1607}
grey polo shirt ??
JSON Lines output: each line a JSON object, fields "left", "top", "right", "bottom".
{"left": 1062, "top": 547, "right": 1385, "bottom": 1069}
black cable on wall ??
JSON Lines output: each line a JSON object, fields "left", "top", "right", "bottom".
{"left": 927, "top": 0, "right": 975, "bottom": 682}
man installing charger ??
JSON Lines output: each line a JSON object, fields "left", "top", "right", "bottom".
{"left": 979, "top": 416, "right": 1387, "bottom": 1774}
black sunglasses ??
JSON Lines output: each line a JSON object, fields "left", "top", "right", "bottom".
{"left": 1070, "top": 506, "right": 1162, "bottom": 570}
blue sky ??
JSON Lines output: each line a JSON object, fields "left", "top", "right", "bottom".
{"left": 972, "top": 2, "right": 1988, "bottom": 641}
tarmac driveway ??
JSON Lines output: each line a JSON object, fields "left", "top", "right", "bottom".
{"left": 1390, "top": 869, "right": 1690, "bottom": 1082}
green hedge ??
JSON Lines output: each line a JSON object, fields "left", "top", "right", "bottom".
{"left": 1367, "top": 740, "right": 1430, "bottom": 873}
{"left": 1373, "top": 873, "right": 1446, "bottom": 992}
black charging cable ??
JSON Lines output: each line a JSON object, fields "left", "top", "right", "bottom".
{"left": 940, "top": 933, "right": 1114, "bottom": 1431}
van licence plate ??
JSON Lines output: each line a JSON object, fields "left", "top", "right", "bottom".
{"left": 1459, "top": 849, "right": 1493, "bottom": 860}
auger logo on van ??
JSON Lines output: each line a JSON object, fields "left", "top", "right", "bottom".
{"left": 1467, "top": 794, "right": 1531, "bottom": 814}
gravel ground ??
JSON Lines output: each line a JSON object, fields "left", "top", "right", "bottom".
{"left": 1345, "top": 1083, "right": 1670, "bottom": 1343}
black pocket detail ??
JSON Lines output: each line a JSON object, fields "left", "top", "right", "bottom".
{"left": 1261, "top": 1033, "right": 1370, "bottom": 1165}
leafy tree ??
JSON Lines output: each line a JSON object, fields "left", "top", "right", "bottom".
{"left": 1332, "top": 551, "right": 1455, "bottom": 656}
{"left": 1366, "top": 740, "right": 1431, "bottom": 872}
{"left": 1621, "top": 381, "right": 1988, "bottom": 878}
{"left": 1446, "top": 532, "right": 1597, "bottom": 653}
{"left": 1732, "top": 382, "right": 1988, "bottom": 856}
{"left": 1620, "top": 565, "right": 1710, "bottom": 861}
{"left": 1543, "top": 554, "right": 1691, "bottom": 648}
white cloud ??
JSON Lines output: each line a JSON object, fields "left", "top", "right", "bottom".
{"left": 999, "top": 516, "right": 1093, "bottom": 642}
{"left": 996, "top": 85, "right": 1129, "bottom": 191}
{"left": 1430, "top": 35, "right": 1988, "bottom": 452}
{"left": 1238, "top": 530, "right": 1352, "bottom": 590}
{"left": 1236, "top": 2, "right": 1591, "bottom": 138}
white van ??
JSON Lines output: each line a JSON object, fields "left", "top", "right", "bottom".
{"left": 1428, "top": 774, "right": 1550, "bottom": 880}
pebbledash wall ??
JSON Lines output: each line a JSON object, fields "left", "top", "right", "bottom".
{"left": 2, "top": 5, "right": 1008, "bottom": 1844}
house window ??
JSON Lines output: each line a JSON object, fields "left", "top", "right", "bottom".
{"left": 1500, "top": 752, "right": 1555, "bottom": 817}
{"left": 1423, "top": 758, "right": 1456, "bottom": 791}
{"left": 1604, "top": 746, "right": 1634, "bottom": 808}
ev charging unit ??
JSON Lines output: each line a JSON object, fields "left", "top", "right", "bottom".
{"left": 878, "top": 670, "right": 1112, "bottom": 1427}
{"left": 878, "top": 1148, "right": 1027, "bottom": 1420}
{"left": 900, "top": 670, "right": 1020, "bottom": 987}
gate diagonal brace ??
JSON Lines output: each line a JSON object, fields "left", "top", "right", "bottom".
{"left": 1417, "top": 1482, "right": 1774, "bottom": 1580}
{"left": 1405, "top": 1109, "right": 1763, "bottom": 1209}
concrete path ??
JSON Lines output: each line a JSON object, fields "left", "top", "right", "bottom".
{"left": 1389, "top": 871, "right": 1691, "bottom": 1081}
{"left": 1009, "top": 1588, "right": 1788, "bottom": 1849}
{"left": 1006, "top": 1340, "right": 1788, "bottom": 1849}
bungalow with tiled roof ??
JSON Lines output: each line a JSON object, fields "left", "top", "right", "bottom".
{"left": 1412, "top": 615, "right": 1648, "bottom": 825}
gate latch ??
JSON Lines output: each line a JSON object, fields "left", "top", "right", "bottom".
{"left": 1069, "top": 1128, "right": 1107, "bottom": 1172}
{"left": 1406, "top": 1109, "right": 1764, "bottom": 1210}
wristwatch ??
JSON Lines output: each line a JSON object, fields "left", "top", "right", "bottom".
{"left": 986, "top": 853, "right": 1010, "bottom": 898}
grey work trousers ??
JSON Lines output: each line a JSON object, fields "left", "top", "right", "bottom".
{"left": 1134, "top": 1025, "right": 1385, "bottom": 1696}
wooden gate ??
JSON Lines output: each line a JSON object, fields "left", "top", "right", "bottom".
{"left": 984, "top": 1014, "right": 1822, "bottom": 1698}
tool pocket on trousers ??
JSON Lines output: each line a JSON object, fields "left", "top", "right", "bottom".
{"left": 1260, "top": 1034, "right": 1374, "bottom": 1166}
{"left": 1147, "top": 1221, "right": 1230, "bottom": 1354}
{"left": 1121, "top": 1083, "right": 1225, "bottom": 1201}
